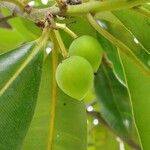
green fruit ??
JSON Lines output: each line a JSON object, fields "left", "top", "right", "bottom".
{"left": 56, "top": 56, "right": 94, "bottom": 100}
{"left": 69, "top": 35, "right": 103, "bottom": 72}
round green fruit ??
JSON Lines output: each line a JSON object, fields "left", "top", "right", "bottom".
{"left": 56, "top": 56, "right": 94, "bottom": 100}
{"left": 69, "top": 35, "right": 103, "bottom": 72}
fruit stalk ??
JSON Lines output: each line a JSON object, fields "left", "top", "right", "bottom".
{"left": 56, "top": 23, "right": 78, "bottom": 39}
{"left": 53, "top": 30, "right": 69, "bottom": 58}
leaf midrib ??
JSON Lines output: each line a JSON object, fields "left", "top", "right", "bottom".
{"left": 47, "top": 39, "right": 58, "bottom": 150}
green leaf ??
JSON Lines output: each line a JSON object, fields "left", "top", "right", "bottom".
{"left": 94, "top": 60, "right": 132, "bottom": 139}
{"left": 1, "top": 8, "right": 41, "bottom": 41}
{"left": 113, "top": 9, "right": 150, "bottom": 51}
{"left": 91, "top": 126, "right": 119, "bottom": 150}
{"left": 0, "top": 28, "right": 25, "bottom": 53}
{"left": 88, "top": 147, "right": 95, "bottom": 150}
{"left": 124, "top": 143, "right": 133, "bottom": 150}
{"left": 120, "top": 50, "right": 150, "bottom": 150}
{"left": 95, "top": 11, "right": 149, "bottom": 83}
{"left": 9, "top": 18, "right": 39, "bottom": 41}
{"left": 21, "top": 18, "right": 42, "bottom": 38}
{"left": 97, "top": 33, "right": 125, "bottom": 83}
{"left": 96, "top": 19, "right": 150, "bottom": 69}
{"left": 23, "top": 54, "right": 87, "bottom": 150}
{"left": 144, "top": 4, "right": 150, "bottom": 11}
{"left": 0, "top": 42, "right": 44, "bottom": 149}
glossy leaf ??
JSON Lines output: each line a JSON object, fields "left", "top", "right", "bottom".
{"left": 96, "top": 11, "right": 150, "bottom": 149}
{"left": 0, "top": 28, "right": 25, "bottom": 53}
{"left": 120, "top": 51, "right": 150, "bottom": 150}
{"left": 97, "top": 33, "right": 125, "bottom": 83}
{"left": 94, "top": 61, "right": 132, "bottom": 139}
{"left": 95, "top": 19, "right": 150, "bottom": 69}
{"left": 0, "top": 42, "right": 44, "bottom": 149}
{"left": 113, "top": 9, "right": 150, "bottom": 51}
{"left": 23, "top": 54, "right": 87, "bottom": 150}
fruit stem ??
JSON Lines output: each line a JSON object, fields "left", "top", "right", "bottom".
{"left": 51, "top": 29, "right": 69, "bottom": 58}
{"left": 56, "top": 23, "right": 78, "bottom": 39}
{"left": 87, "top": 13, "right": 150, "bottom": 75}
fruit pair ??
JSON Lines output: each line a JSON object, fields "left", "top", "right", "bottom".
{"left": 56, "top": 35, "right": 103, "bottom": 100}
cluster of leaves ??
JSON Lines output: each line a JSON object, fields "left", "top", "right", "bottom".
{"left": 0, "top": 0, "right": 150, "bottom": 150}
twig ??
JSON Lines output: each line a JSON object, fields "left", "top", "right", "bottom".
{"left": 0, "top": 1, "right": 60, "bottom": 22}
{"left": 0, "top": 0, "right": 25, "bottom": 8}
{"left": 0, "top": 0, "right": 150, "bottom": 23}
